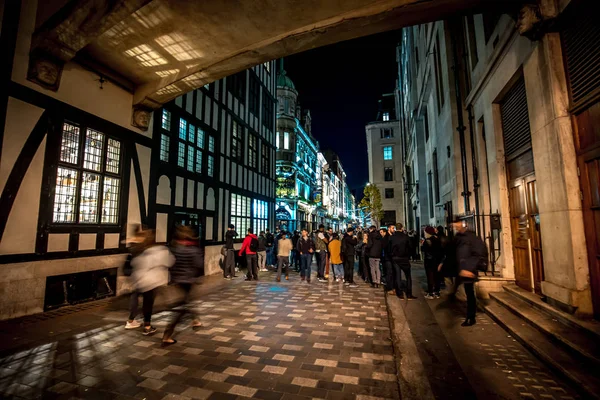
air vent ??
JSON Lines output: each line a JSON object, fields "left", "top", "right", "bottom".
{"left": 500, "top": 78, "right": 531, "bottom": 161}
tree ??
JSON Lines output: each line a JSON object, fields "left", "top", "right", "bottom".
{"left": 359, "top": 184, "right": 384, "bottom": 227}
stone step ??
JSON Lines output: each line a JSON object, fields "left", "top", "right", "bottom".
{"left": 484, "top": 301, "right": 600, "bottom": 400}
{"left": 502, "top": 284, "right": 600, "bottom": 339}
{"left": 490, "top": 291, "right": 600, "bottom": 367}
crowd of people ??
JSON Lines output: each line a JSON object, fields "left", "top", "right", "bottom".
{"left": 122, "top": 218, "right": 488, "bottom": 345}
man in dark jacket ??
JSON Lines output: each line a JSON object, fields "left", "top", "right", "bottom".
{"left": 366, "top": 226, "right": 383, "bottom": 287}
{"left": 452, "top": 219, "right": 484, "bottom": 326}
{"left": 296, "top": 229, "right": 315, "bottom": 283}
{"left": 341, "top": 228, "right": 359, "bottom": 287}
{"left": 224, "top": 224, "right": 237, "bottom": 279}
{"left": 387, "top": 223, "right": 416, "bottom": 299}
{"left": 257, "top": 231, "right": 267, "bottom": 272}
{"left": 380, "top": 227, "right": 394, "bottom": 293}
{"left": 422, "top": 226, "right": 444, "bottom": 299}
{"left": 265, "top": 229, "right": 275, "bottom": 268}
{"left": 291, "top": 230, "right": 301, "bottom": 271}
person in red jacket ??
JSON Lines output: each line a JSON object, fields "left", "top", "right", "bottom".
{"left": 239, "top": 228, "right": 259, "bottom": 281}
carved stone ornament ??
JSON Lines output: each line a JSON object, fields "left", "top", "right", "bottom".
{"left": 27, "top": 52, "right": 63, "bottom": 91}
{"left": 132, "top": 106, "right": 152, "bottom": 131}
{"left": 517, "top": 4, "right": 544, "bottom": 40}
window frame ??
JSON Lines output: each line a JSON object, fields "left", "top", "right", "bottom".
{"left": 384, "top": 167, "right": 393, "bottom": 182}
{"left": 231, "top": 120, "right": 243, "bottom": 162}
{"left": 385, "top": 188, "right": 394, "bottom": 199}
{"left": 248, "top": 133, "right": 258, "bottom": 169}
{"left": 51, "top": 121, "right": 124, "bottom": 227}
{"left": 383, "top": 146, "right": 393, "bottom": 161}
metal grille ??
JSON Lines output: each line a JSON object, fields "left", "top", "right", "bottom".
{"left": 500, "top": 78, "right": 531, "bottom": 161}
{"left": 562, "top": 3, "right": 600, "bottom": 106}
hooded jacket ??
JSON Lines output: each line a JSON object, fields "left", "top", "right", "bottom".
{"left": 239, "top": 233, "right": 258, "bottom": 256}
{"left": 366, "top": 231, "right": 383, "bottom": 258}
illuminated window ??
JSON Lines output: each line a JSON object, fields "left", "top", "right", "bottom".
{"left": 248, "top": 134, "right": 257, "bottom": 169}
{"left": 261, "top": 143, "right": 269, "bottom": 174}
{"left": 53, "top": 122, "right": 122, "bottom": 225}
{"left": 208, "top": 136, "right": 215, "bottom": 153}
{"left": 187, "top": 146, "right": 194, "bottom": 171}
{"left": 179, "top": 118, "right": 187, "bottom": 140}
{"left": 231, "top": 194, "right": 251, "bottom": 236}
{"left": 253, "top": 199, "right": 269, "bottom": 234}
{"left": 188, "top": 124, "right": 196, "bottom": 144}
{"left": 383, "top": 112, "right": 390, "bottom": 121}
{"left": 160, "top": 134, "right": 169, "bottom": 162}
{"left": 284, "top": 132, "right": 290, "bottom": 150}
{"left": 178, "top": 142, "right": 185, "bottom": 167}
{"left": 197, "top": 128, "right": 205, "bottom": 149}
{"left": 161, "top": 109, "right": 171, "bottom": 130}
{"left": 208, "top": 155, "right": 214, "bottom": 177}
{"left": 383, "top": 146, "right": 393, "bottom": 160}
{"left": 195, "top": 150, "right": 202, "bottom": 173}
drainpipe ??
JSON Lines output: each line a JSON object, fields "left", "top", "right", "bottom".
{"left": 467, "top": 105, "right": 481, "bottom": 234}
{"left": 449, "top": 19, "right": 471, "bottom": 215}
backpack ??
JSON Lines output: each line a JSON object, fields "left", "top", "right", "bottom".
{"left": 472, "top": 235, "right": 489, "bottom": 272}
{"left": 249, "top": 237, "right": 259, "bottom": 252}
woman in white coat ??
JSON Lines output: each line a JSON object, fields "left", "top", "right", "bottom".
{"left": 127, "top": 229, "right": 175, "bottom": 335}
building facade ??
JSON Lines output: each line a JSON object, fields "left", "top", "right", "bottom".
{"left": 275, "top": 66, "right": 355, "bottom": 232}
{"left": 0, "top": 0, "right": 277, "bottom": 319}
{"left": 398, "top": 1, "right": 599, "bottom": 319}
{"left": 153, "top": 64, "right": 277, "bottom": 274}
{"left": 366, "top": 94, "right": 405, "bottom": 227}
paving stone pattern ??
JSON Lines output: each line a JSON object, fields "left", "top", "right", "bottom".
{"left": 0, "top": 273, "right": 399, "bottom": 400}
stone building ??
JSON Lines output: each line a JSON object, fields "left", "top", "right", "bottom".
{"left": 398, "top": 1, "right": 599, "bottom": 319}
{"left": 366, "top": 94, "right": 405, "bottom": 227}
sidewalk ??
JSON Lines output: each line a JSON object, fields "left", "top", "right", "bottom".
{"left": 386, "top": 262, "right": 580, "bottom": 400}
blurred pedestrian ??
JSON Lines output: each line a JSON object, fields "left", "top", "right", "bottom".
{"left": 128, "top": 229, "right": 175, "bottom": 335}
{"left": 257, "top": 231, "right": 267, "bottom": 272}
{"left": 342, "top": 228, "right": 359, "bottom": 287}
{"left": 366, "top": 225, "right": 383, "bottom": 288}
{"left": 297, "top": 229, "right": 315, "bottom": 283}
{"left": 422, "top": 226, "right": 443, "bottom": 299}
{"left": 224, "top": 224, "right": 237, "bottom": 280}
{"left": 328, "top": 233, "right": 343, "bottom": 282}
{"left": 276, "top": 232, "right": 293, "bottom": 282}
{"left": 240, "top": 228, "right": 259, "bottom": 281}
{"left": 162, "top": 226, "right": 203, "bottom": 345}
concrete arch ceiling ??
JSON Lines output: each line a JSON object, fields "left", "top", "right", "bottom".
{"left": 32, "top": 0, "right": 521, "bottom": 111}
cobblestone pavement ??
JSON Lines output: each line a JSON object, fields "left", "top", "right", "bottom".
{"left": 0, "top": 271, "right": 399, "bottom": 400}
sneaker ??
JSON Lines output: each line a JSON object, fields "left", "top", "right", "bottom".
{"left": 434, "top": 292, "right": 441, "bottom": 299}
{"left": 317, "top": 278, "right": 325, "bottom": 283}
{"left": 424, "top": 294, "right": 435, "bottom": 300}
{"left": 225, "top": 275, "right": 232, "bottom": 280}
{"left": 125, "top": 320, "right": 141, "bottom": 329}
{"left": 349, "top": 284, "right": 358, "bottom": 288}
{"left": 142, "top": 326, "right": 157, "bottom": 336}
{"left": 344, "top": 282, "right": 351, "bottom": 286}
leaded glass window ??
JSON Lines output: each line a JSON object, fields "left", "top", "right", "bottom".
{"left": 161, "top": 109, "right": 171, "bottom": 130}
{"left": 160, "top": 134, "right": 170, "bottom": 162}
{"left": 52, "top": 122, "right": 122, "bottom": 225}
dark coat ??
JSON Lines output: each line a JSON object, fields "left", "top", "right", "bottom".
{"left": 381, "top": 233, "right": 392, "bottom": 261}
{"left": 387, "top": 231, "right": 412, "bottom": 260}
{"left": 297, "top": 237, "right": 315, "bottom": 255}
{"left": 225, "top": 230, "right": 237, "bottom": 249}
{"left": 257, "top": 235, "right": 267, "bottom": 252}
{"left": 366, "top": 231, "right": 383, "bottom": 258}
{"left": 422, "top": 235, "right": 444, "bottom": 266}
{"left": 342, "top": 234, "right": 358, "bottom": 256}
{"left": 455, "top": 230, "right": 483, "bottom": 280}
{"left": 170, "top": 242, "right": 203, "bottom": 284}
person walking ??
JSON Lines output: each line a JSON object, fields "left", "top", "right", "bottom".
{"left": 224, "top": 224, "right": 237, "bottom": 279}
{"left": 328, "top": 233, "right": 344, "bottom": 282}
{"left": 265, "top": 229, "right": 275, "bottom": 268}
{"left": 387, "top": 223, "right": 416, "bottom": 299}
{"left": 276, "top": 232, "right": 293, "bottom": 282}
{"left": 257, "top": 231, "right": 268, "bottom": 272}
{"left": 291, "top": 230, "right": 301, "bottom": 272}
{"left": 380, "top": 227, "right": 394, "bottom": 293}
{"left": 315, "top": 224, "right": 329, "bottom": 282}
{"left": 341, "top": 228, "right": 359, "bottom": 287}
{"left": 422, "top": 226, "right": 444, "bottom": 299}
{"left": 366, "top": 225, "right": 383, "bottom": 288}
{"left": 239, "top": 228, "right": 259, "bottom": 281}
{"left": 451, "top": 219, "right": 487, "bottom": 326}
{"left": 129, "top": 229, "right": 175, "bottom": 335}
{"left": 162, "top": 226, "right": 203, "bottom": 345}
{"left": 297, "top": 229, "right": 315, "bottom": 283}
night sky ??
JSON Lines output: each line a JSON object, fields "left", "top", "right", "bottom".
{"left": 284, "top": 29, "right": 403, "bottom": 196}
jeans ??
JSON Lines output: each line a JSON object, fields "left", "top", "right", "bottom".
{"left": 369, "top": 258, "right": 381, "bottom": 284}
{"left": 425, "top": 262, "right": 441, "bottom": 294}
{"left": 277, "top": 256, "right": 290, "bottom": 280}
{"left": 463, "top": 280, "right": 476, "bottom": 319}
{"left": 316, "top": 251, "right": 327, "bottom": 278}
{"left": 332, "top": 263, "right": 344, "bottom": 279}
{"left": 225, "top": 249, "right": 236, "bottom": 277}
{"left": 266, "top": 247, "right": 275, "bottom": 266}
{"left": 163, "top": 283, "right": 196, "bottom": 339}
{"left": 246, "top": 254, "right": 258, "bottom": 280}
{"left": 392, "top": 258, "right": 412, "bottom": 296}
{"left": 129, "top": 290, "right": 155, "bottom": 324}
{"left": 257, "top": 251, "right": 267, "bottom": 270}
{"left": 300, "top": 254, "right": 313, "bottom": 281}
{"left": 343, "top": 255, "right": 355, "bottom": 283}
{"left": 383, "top": 260, "right": 394, "bottom": 291}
